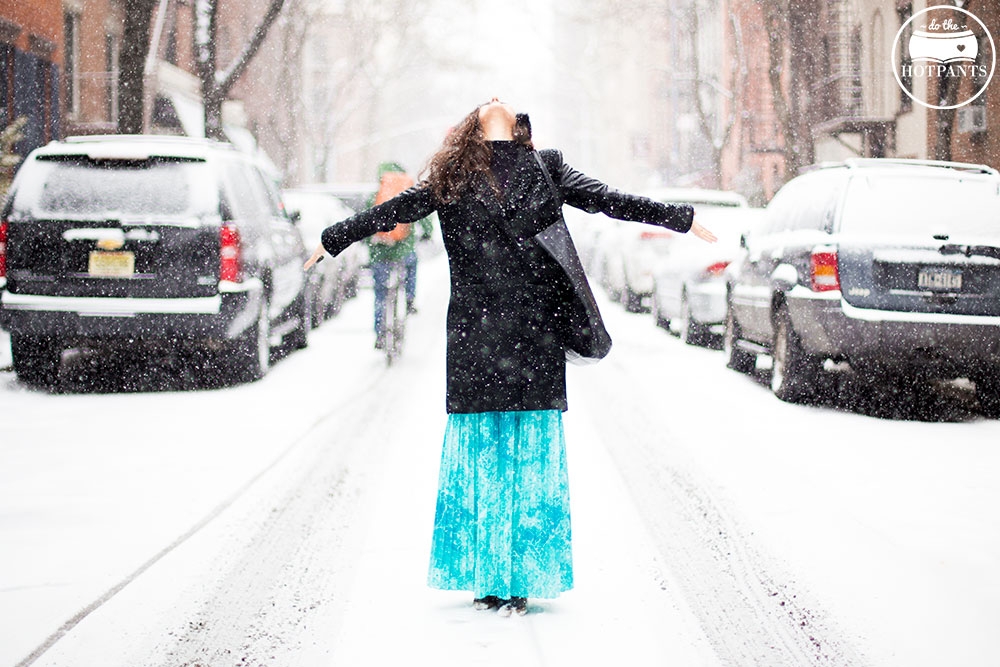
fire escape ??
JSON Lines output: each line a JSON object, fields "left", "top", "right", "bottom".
{"left": 809, "top": 0, "right": 895, "bottom": 157}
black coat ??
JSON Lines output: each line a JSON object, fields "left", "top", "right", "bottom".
{"left": 321, "top": 147, "right": 694, "bottom": 413}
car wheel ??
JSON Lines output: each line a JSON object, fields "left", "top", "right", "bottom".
{"left": 622, "top": 285, "right": 642, "bottom": 313}
{"left": 11, "top": 334, "right": 62, "bottom": 386}
{"left": 309, "top": 278, "right": 324, "bottom": 328}
{"left": 679, "top": 292, "right": 706, "bottom": 347}
{"left": 975, "top": 373, "right": 1000, "bottom": 418}
{"left": 233, "top": 295, "right": 271, "bottom": 382}
{"left": 770, "top": 307, "right": 822, "bottom": 403}
{"left": 287, "top": 290, "right": 311, "bottom": 350}
{"left": 652, "top": 293, "right": 670, "bottom": 330}
{"left": 327, "top": 274, "right": 347, "bottom": 318}
{"left": 723, "top": 303, "right": 755, "bottom": 374}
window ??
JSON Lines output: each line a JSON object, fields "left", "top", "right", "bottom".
{"left": 849, "top": 25, "right": 863, "bottom": 116}
{"left": 0, "top": 42, "right": 13, "bottom": 129}
{"left": 165, "top": 3, "right": 178, "bottom": 65}
{"left": 63, "top": 11, "right": 80, "bottom": 116}
{"left": 105, "top": 33, "right": 119, "bottom": 123}
{"left": 840, "top": 173, "right": 1000, "bottom": 236}
{"left": 21, "top": 157, "right": 214, "bottom": 217}
{"left": 896, "top": 3, "right": 913, "bottom": 113}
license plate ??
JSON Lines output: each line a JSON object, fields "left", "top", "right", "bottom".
{"left": 88, "top": 251, "right": 135, "bottom": 277}
{"left": 917, "top": 267, "right": 962, "bottom": 291}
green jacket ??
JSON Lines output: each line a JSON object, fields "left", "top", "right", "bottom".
{"left": 365, "top": 162, "right": 433, "bottom": 263}
{"left": 366, "top": 212, "right": 432, "bottom": 263}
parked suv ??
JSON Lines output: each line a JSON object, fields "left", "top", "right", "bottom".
{"left": 724, "top": 159, "right": 1000, "bottom": 414}
{"left": 0, "top": 135, "right": 309, "bottom": 386}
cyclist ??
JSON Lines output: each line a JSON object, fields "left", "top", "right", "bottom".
{"left": 367, "top": 162, "right": 432, "bottom": 349}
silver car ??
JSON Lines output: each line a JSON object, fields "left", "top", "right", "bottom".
{"left": 283, "top": 189, "right": 365, "bottom": 325}
{"left": 724, "top": 158, "right": 1000, "bottom": 413}
{"left": 652, "top": 204, "right": 763, "bottom": 345}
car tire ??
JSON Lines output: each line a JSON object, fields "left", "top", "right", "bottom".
{"left": 679, "top": 292, "right": 707, "bottom": 347}
{"left": 724, "top": 303, "right": 756, "bottom": 374}
{"left": 770, "top": 307, "right": 822, "bottom": 403}
{"left": 287, "top": 290, "right": 311, "bottom": 350}
{"left": 327, "top": 273, "right": 347, "bottom": 318}
{"left": 232, "top": 295, "right": 271, "bottom": 382}
{"left": 651, "top": 293, "right": 670, "bottom": 330}
{"left": 975, "top": 373, "right": 1000, "bottom": 418}
{"left": 308, "top": 277, "right": 324, "bottom": 328}
{"left": 622, "top": 285, "right": 643, "bottom": 313}
{"left": 11, "top": 334, "right": 62, "bottom": 386}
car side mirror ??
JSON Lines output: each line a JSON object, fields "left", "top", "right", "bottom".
{"left": 289, "top": 210, "right": 302, "bottom": 225}
{"left": 739, "top": 233, "right": 748, "bottom": 249}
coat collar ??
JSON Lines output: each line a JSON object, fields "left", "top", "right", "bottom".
{"left": 470, "top": 147, "right": 549, "bottom": 216}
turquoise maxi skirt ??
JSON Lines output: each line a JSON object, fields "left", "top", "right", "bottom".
{"left": 427, "top": 410, "right": 573, "bottom": 599}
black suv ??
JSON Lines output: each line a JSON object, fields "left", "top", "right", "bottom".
{"left": 0, "top": 135, "right": 310, "bottom": 385}
{"left": 724, "top": 159, "right": 1000, "bottom": 413}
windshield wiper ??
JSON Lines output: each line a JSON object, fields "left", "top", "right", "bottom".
{"left": 938, "top": 244, "right": 1000, "bottom": 261}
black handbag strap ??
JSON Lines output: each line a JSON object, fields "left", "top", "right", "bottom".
{"left": 533, "top": 151, "right": 563, "bottom": 206}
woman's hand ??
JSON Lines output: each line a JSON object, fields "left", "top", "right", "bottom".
{"left": 303, "top": 243, "right": 327, "bottom": 270}
{"left": 690, "top": 219, "right": 718, "bottom": 243}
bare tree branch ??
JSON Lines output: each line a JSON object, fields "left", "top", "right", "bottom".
{"left": 216, "top": 0, "right": 287, "bottom": 98}
{"left": 193, "top": 0, "right": 288, "bottom": 140}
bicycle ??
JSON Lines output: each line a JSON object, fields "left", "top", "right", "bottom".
{"left": 379, "top": 260, "right": 408, "bottom": 365}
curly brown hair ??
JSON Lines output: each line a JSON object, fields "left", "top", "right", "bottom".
{"left": 422, "top": 105, "right": 534, "bottom": 203}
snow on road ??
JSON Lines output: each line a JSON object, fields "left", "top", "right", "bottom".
{"left": 580, "top": 283, "right": 1000, "bottom": 667}
{"left": 2, "top": 250, "right": 999, "bottom": 666}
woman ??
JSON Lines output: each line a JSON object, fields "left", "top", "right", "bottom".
{"left": 304, "top": 98, "right": 715, "bottom": 616}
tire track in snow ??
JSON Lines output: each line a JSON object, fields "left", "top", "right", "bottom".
{"left": 16, "top": 356, "right": 393, "bottom": 667}
{"left": 148, "top": 271, "right": 452, "bottom": 666}
{"left": 571, "top": 340, "right": 869, "bottom": 667}
{"left": 153, "top": 378, "right": 395, "bottom": 666}
{"left": 16, "top": 254, "right": 446, "bottom": 666}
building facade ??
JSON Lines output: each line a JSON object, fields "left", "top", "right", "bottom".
{"left": 0, "top": 0, "right": 63, "bottom": 158}
{"left": 713, "top": 0, "right": 999, "bottom": 202}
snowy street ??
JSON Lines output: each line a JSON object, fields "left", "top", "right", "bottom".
{"left": 2, "top": 251, "right": 999, "bottom": 666}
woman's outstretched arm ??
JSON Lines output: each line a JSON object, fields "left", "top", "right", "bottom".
{"left": 304, "top": 185, "right": 437, "bottom": 269}
{"left": 541, "top": 149, "right": 714, "bottom": 240}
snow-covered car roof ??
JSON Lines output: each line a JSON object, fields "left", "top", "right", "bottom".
{"left": 31, "top": 135, "right": 239, "bottom": 162}
{"left": 808, "top": 157, "right": 1000, "bottom": 178}
{"left": 642, "top": 187, "right": 749, "bottom": 208}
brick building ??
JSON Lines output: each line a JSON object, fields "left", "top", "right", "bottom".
{"left": 0, "top": 0, "right": 63, "bottom": 157}
{"left": 1, "top": 0, "right": 283, "bottom": 174}
{"left": 710, "top": 0, "right": 999, "bottom": 202}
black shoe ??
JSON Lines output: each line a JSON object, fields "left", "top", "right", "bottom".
{"left": 374, "top": 334, "right": 385, "bottom": 350}
{"left": 473, "top": 595, "right": 504, "bottom": 611}
{"left": 407, "top": 302, "right": 418, "bottom": 315}
{"left": 498, "top": 597, "right": 527, "bottom": 617}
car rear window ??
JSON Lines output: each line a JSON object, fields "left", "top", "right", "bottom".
{"left": 11, "top": 156, "right": 216, "bottom": 219}
{"left": 840, "top": 173, "right": 1000, "bottom": 237}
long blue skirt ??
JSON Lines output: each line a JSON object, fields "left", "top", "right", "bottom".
{"left": 427, "top": 410, "right": 573, "bottom": 599}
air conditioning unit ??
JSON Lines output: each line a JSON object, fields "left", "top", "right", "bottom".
{"left": 957, "top": 105, "right": 987, "bottom": 134}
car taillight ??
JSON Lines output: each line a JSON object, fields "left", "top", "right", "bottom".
{"left": 220, "top": 224, "right": 241, "bottom": 282}
{"left": 0, "top": 220, "right": 7, "bottom": 279}
{"left": 702, "top": 260, "right": 729, "bottom": 278}
{"left": 810, "top": 249, "right": 840, "bottom": 292}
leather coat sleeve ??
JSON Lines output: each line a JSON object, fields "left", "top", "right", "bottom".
{"left": 541, "top": 149, "right": 694, "bottom": 234}
{"left": 320, "top": 185, "right": 437, "bottom": 257}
